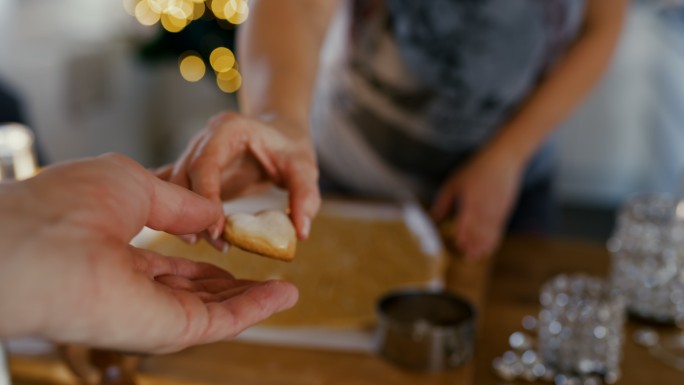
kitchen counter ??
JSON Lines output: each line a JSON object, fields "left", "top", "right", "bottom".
{"left": 9, "top": 236, "right": 683, "bottom": 385}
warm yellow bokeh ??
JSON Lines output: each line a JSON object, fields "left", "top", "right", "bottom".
{"left": 134, "top": 1, "right": 161, "bottom": 26}
{"left": 210, "top": 47, "right": 236, "bottom": 73}
{"left": 132, "top": 0, "right": 202, "bottom": 29}
{"left": 228, "top": 7, "right": 248, "bottom": 25}
{"left": 179, "top": 53, "right": 207, "bottom": 82}
{"left": 129, "top": 0, "right": 250, "bottom": 26}
{"left": 223, "top": 0, "right": 237, "bottom": 19}
{"left": 145, "top": 0, "right": 164, "bottom": 14}
{"left": 216, "top": 69, "right": 242, "bottom": 93}
{"left": 211, "top": 0, "right": 228, "bottom": 19}
{"left": 225, "top": 0, "right": 249, "bottom": 24}
{"left": 175, "top": 0, "right": 194, "bottom": 20}
{"left": 161, "top": 11, "right": 189, "bottom": 32}
{"left": 191, "top": 1, "right": 206, "bottom": 20}
{"left": 127, "top": 0, "right": 247, "bottom": 91}
{"left": 228, "top": 0, "right": 248, "bottom": 14}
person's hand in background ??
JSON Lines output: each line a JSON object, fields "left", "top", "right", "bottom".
{"left": 0, "top": 153, "right": 298, "bottom": 353}
{"left": 430, "top": 0, "right": 628, "bottom": 260}
{"left": 431, "top": 149, "right": 523, "bottom": 260}
{"left": 156, "top": 112, "right": 321, "bottom": 250}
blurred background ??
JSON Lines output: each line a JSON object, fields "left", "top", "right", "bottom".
{"left": 0, "top": 0, "right": 243, "bottom": 168}
{"left": 1, "top": 0, "right": 683, "bottom": 242}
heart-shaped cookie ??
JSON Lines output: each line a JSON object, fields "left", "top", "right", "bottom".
{"left": 223, "top": 210, "right": 297, "bottom": 261}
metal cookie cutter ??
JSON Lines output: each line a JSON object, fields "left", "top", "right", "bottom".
{"left": 376, "top": 289, "right": 476, "bottom": 372}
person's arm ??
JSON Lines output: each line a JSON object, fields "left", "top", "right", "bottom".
{"left": 238, "top": 0, "right": 340, "bottom": 134}
{"left": 432, "top": 0, "right": 629, "bottom": 259}
{"left": 233, "top": 0, "right": 341, "bottom": 233}
{"left": 0, "top": 154, "right": 298, "bottom": 353}
{"left": 160, "top": 0, "right": 339, "bottom": 244}
{"left": 479, "top": 0, "right": 628, "bottom": 172}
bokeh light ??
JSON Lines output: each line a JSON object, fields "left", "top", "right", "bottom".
{"left": 134, "top": 1, "right": 161, "bottom": 26}
{"left": 191, "top": 1, "right": 206, "bottom": 20}
{"left": 160, "top": 11, "right": 188, "bottom": 33}
{"left": 210, "top": 47, "right": 235, "bottom": 73}
{"left": 127, "top": 0, "right": 248, "bottom": 31}
{"left": 224, "top": 0, "right": 247, "bottom": 20}
{"left": 226, "top": 0, "right": 249, "bottom": 25}
{"left": 179, "top": 52, "right": 207, "bottom": 82}
{"left": 211, "top": 0, "right": 228, "bottom": 19}
{"left": 216, "top": 68, "right": 242, "bottom": 93}
{"left": 126, "top": 0, "right": 246, "bottom": 92}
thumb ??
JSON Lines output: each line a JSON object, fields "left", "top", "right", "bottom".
{"left": 285, "top": 162, "right": 321, "bottom": 239}
{"left": 431, "top": 181, "right": 459, "bottom": 222}
{"left": 145, "top": 172, "right": 223, "bottom": 236}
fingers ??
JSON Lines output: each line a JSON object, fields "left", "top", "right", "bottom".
{"left": 452, "top": 202, "right": 500, "bottom": 260}
{"left": 187, "top": 155, "right": 223, "bottom": 205}
{"left": 165, "top": 132, "right": 232, "bottom": 246}
{"left": 128, "top": 250, "right": 296, "bottom": 351}
{"left": 430, "top": 182, "right": 458, "bottom": 222}
{"left": 197, "top": 230, "right": 230, "bottom": 253}
{"left": 246, "top": 135, "right": 280, "bottom": 181}
{"left": 145, "top": 279, "right": 297, "bottom": 352}
{"left": 154, "top": 164, "right": 174, "bottom": 181}
{"left": 285, "top": 162, "right": 321, "bottom": 240}
{"left": 201, "top": 280, "right": 298, "bottom": 341}
{"left": 454, "top": 227, "right": 498, "bottom": 260}
{"left": 133, "top": 248, "right": 234, "bottom": 280}
{"left": 177, "top": 234, "right": 199, "bottom": 245}
{"left": 184, "top": 117, "right": 253, "bottom": 238}
{"left": 163, "top": 282, "right": 259, "bottom": 304}
{"left": 168, "top": 130, "right": 206, "bottom": 190}
{"left": 162, "top": 112, "right": 322, "bottom": 242}
{"left": 144, "top": 173, "right": 223, "bottom": 236}
{"left": 187, "top": 155, "right": 227, "bottom": 240}
{"left": 36, "top": 154, "right": 219, "bottom": 243}
{"left": 430, "top": 175, "right": 498, "bottom": 259}
{"left": 155, "top": 275, "right": 255, "bottom": 294}
{"left": 86, "top": 277, "right": 296, "bottom": 353}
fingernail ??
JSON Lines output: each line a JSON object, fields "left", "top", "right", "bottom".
{"left": 301, "top": 216, "right": 311, "bottom": 239}
{"left": 179, "top": 234, "right": 198, "bottom": 245}
{"left": 211, "top": 225, "right": 222, "bottom": 240}
{"left": 222, "top": 243, "right": 230, "bottom": 253}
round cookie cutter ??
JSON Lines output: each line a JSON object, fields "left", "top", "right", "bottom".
{"left": 375, "top": 289, "right": 476, "bottom": 372}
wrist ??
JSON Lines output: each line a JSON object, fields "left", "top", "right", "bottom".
{"left": 249, "top": 113, "right": 316, "bottom": 160}
{"left": 478, "top": 139, "right": 529, "bottom": 175}
{"left": 253, "top": 111, "right": 310, "bottom": 137}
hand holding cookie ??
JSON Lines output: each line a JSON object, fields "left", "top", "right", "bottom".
{"left": 223, "top": 210, "right": 297, "bottom": 261}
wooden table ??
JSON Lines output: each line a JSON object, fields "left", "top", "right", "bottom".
{"left": 9, "top": 237, "right": 684, "bottom": 385}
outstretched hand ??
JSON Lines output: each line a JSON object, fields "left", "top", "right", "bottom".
{"left": 0, "top": 153, "right": 298, "bottom": 353}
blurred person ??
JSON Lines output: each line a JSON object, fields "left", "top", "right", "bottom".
{"left": 0, "top": 153, "right": 297, "bottom": 353}
{"left": 160, "top": 0, "right": 627, "bottom": 259}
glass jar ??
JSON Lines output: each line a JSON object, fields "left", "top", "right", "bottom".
{"left": 537, "top": 274, "right": 626, "bottom": 381}
{"left": 608, "top": 193, "right": 684, "bottom": 324}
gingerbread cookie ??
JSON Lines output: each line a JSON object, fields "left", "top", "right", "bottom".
{"left": 223, "top": 210, "right": 297, "bottom": 261}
